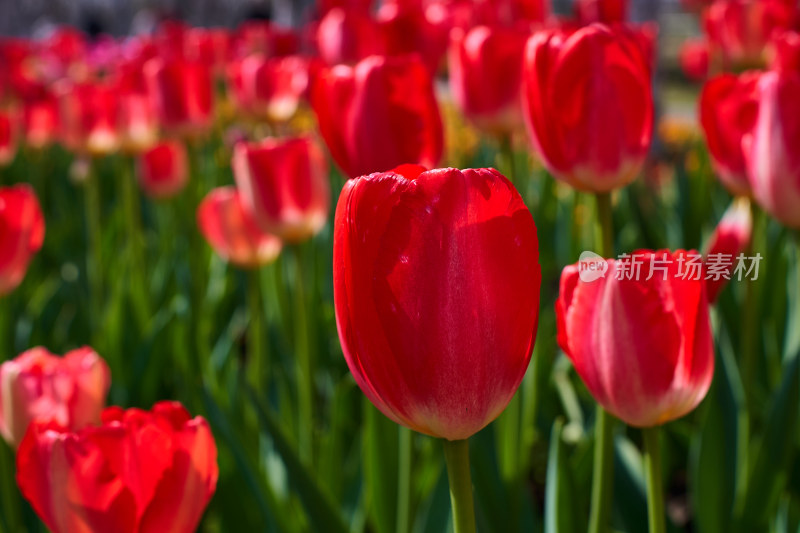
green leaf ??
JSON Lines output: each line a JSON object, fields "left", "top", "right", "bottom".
{"left": 612, "top": 436, "right": 647, "bottom": 533}
{"left": 545, "top": 419, "right": 579, "bottom": 533}
{"left": 363, "top": 400, "right": 399, "bottom": 533}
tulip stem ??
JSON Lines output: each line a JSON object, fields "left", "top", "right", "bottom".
{"left": 442, "top": 438, "right": 477, "bottom": 533}
{"left": 293, "top": 245, "right": 313, "bottom": 466}
{"left": 84, "top": 159, "right": 103, "bottom": 341}
{"left": 595, "top": 192, "right": 614, "bottom": 258}
{"left": 643, "top": 427, "right": 666, "bottom": 533}
{"left": 588, "top": 406, "right": 615, "bottom": 533}
{"left": 396, "top": 426, "right": 412, "bottom": 533}
{"left": 247, "top": 269, "right": 265, "bottom": 388}
{"left": 121, "top": 156, "right": 150, "bottom": 329}
{"left": 500, "top": 133, "right": 517, "bottom": 184}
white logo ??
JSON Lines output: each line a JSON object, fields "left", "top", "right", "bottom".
{"left": 578, "top": 251, "right": 608, "bottom": 283}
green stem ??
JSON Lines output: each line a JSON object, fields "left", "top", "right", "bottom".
{"left": 643, "top": 427, "right": 666, "bottom": 533}
{"left": 589, "top": 191, "right": 616, "bottom": 533}
{"left": 247, "top": 269, "right": 265, "bottom": 388}
{"left": 293, "top": 245, "right": 313, "bottom": 466}
{"left": 740, "top": 202, "right": 763, "bottom": 409}
{"left": 396, "top": 426, "right": 412, "bottom": 533}
{"left": 121, "top": 156, "right": 150, "bottom": 328}
{"left": 84, "top": 159, "right": 103, "bottom": 342}
{"left": 442, "top": 439, "right": 477, "bottom": 533}
{"left": 500, "top": 133, "right": 516, "bottom": 184}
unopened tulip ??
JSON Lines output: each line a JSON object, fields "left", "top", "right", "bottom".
{"left": 679, "top": 38, "right": 710, "bottom": 81}
{"left": 0, "top": 109, "right": 16, "bottom": 165}
{"left": 521, "top": 24, "right": 653, "bottom": 191}
{"left": 118, "top": 88, "right": 158, "bottom": 153}
{"left": 744, "top": 70, "right": 800, "bottom": 228}
{"left": 311, "top": 54, "right": 443, "bottom": 178}
{"left": 0, "top": 185, "right": 44, "bottom": 295}
{"left": 377, "top": 2, "right": 449, "bottom": 73}
{"left": 145, "top": 57, "right": 213, "bottom": 136}
{"left": 699, "top": 72, "right": 759, "bottom": 195}
{"left": 56, "top": 80, "right": 120, "bottom": 155}
{"left": 17, "top": 401, "right": 218, "bottom": 533}
{"left": 575, "top": 0, "right": 628, "bottom": 24}
{"left": 233, "top": 136, "right": 329, "bottom": 243}
{"left": 556, "top": 250, "right": 714, "bottom": 427}
{"left": 232, "top": 55, "right": 309, "bottom": 122}
{"left": 198, "top": 186, "right": 283, "bottom": 268}
{"left": 334, "top": 165, "right": 541, "bottom": 440}
{"left": 138, "top": 141, "right": 189, "bottom": 199}
{"left": 0, "top": 347, "right": 110, "bottom": 448}
{"left": 448, "top": 25, "right": 528, "bottom": 133}
{"left": 705, "top": 198, "right": 752, "bottom": 303}
{"left": 315, "top": 8, "right": 385, "bottom": 65}
{"left": 22, "top": 94, "right": 59, "bottom": 149}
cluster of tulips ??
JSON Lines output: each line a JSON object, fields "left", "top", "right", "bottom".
{"left": 0, "top": 0, "right": 798, "bottom": 531}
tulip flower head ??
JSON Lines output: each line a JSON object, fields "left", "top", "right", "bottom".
{"left": 137, "top": 140, "right": 189, "bottom": 199}
{"left": 0, "top": 347, "right": 110, "bottom": 448}
{"left": 0, "top": 185, "right": 44, "bottom": 296}
{"left": 556, "top": 250, "right": 714, "bottom": 427}
{"left": 0, "top": 109, "right": 16, "bottom": 166}
{"left": 57, "top": 80, "right": 121, "bottom": 155}
{"left": 197, "top": 186, "right": 283, "bottom": 268}
{"left": 145, "top": 57, "right": 214, "bottom": 136}
{"left": 704, "top": 198, "right": 752, "bottom": 303}
{"left": 311, "top": 54, "right": 444, "bottom": 178}
{"left": 521, "top": 24, "right": 654, "bottom": 192}
{"left": 233, "top": 136, "right": 330, "bottom": 243}
{"left": 17, "top": 402, "right": 218, "bottom": 533}
{"left": 334, "top": 165, "right": 541, "bottom": 440}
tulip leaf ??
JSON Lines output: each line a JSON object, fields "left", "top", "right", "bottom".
{"left": 737, "top": 352, "right": 800, "bottom": 529}
{"left": 612, "top": 436, "right": 647, "bottom": 533}
{"left": 247, "top": 386, "right": 348, "bottom": 533}
{"left": 690, "top": 333, "right": 746, "bottom": 533}
{"left": 545, "top": 419, "right": 579, "bottom": 533}
{"left": 363, "top": 401, "right": 399, "bottom": 533}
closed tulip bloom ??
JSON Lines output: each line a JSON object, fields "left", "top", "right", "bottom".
{"left": 233, "top": 137, "right": 329, "bottom": 243}
{"left": 334, "top": 165, "right": 541, "bottom": 440}
{"left": 118, "top": 89, "right": 158, "bottom": 153}
{"left": 311, "top": 54, "right": 444, "bottom": 178}
{"left": 745, "top": 70, "right": 800, "bottom": 228}
{"left": 0, "top": 109, "right": 16, "bottom": 165}
{"left": 705, "top": 198, "right": 752, "bottom": 303}
{"left": 316, "top": 8, "right": 385, "bottom": 65}
{"left": 0, "top": 185, "right": 44, "bottom": 295}
{"left": 679, "top": 38, "right": 710, "bottom": 82}
{"left": 233, "top": 55, "right": 309, "bottom": 122}
{"left": 198, "top": 186, "right": 283, "bottom": 268}
{"left": 377, "top": 2, "right": 449, "bottom": 74}
{"left": 699, "top": 72, "right": 759, "bottom": 195}
{"left": 57, "top": 80, "right": 120, "bottom": 155}
{"left": 448, "top": 25, "right": 528, "bottom": 133}
{"left": 145, "top": 57, "right": 213, "bottom": 136}
{"left": 575, "top": 0, "right": 628, "bottom": 24}
{"left": 137, "top": 141, "right": 189, "bottom": 199}
{"left": 521, "top": 24, "right": 653, "bottom": 192}
{"left": 556, "top": 250, "right": 714, "bottom": 427}
{"left": 0, "top": 347, "right": 110, "bottom": 448}
{"left": 22, "top": 94, "right": 59, "bottom": 149}
{"left": 17, "top": 401, "right": 218, "bottom": 533}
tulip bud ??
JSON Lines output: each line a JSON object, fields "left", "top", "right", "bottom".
{"left": 744, "top": 70, "right": 800, "bottom": 228}
{"left": 233, "top": 55, "right": 309, "bottom": 122}
{"left": 56, "top": 80, "right": 120, "bottom": 156}
{"left": 315, "top": 8, "right": 385, "bottom": 65}
{"left": 17, "top": 402, "right": 218, "bottom": 533}
{"left": 22, "top": 94, "right": 59, "bottom": 150}
{"left": 0, "top": 109, "right": 17, "bottom": 166}
{"left": 145, "top": 57, "right": 214, "bottom": 137}
{"left": 197, "top": 186, "right": 283, "bottom": 268}
{"left": 0, "top": 185, "right": 44, "bottom": 296}
{"left": 521, "top": 24, "right": 653, "bottom": 192}
{"left": 0, "top": 346, "right": 109, "bottom": 448}
{"left": 574, "top": 0, "right": 628, "bottom": 24}
{"left": 448, "top": 25, "right": 528, "bottom": 134}
{"left": 377, "top": 2, "right": 449, "bottom": 74}
{"left": 311, "top": 54, "right": 444, "bottom": 178}
{"left": 699, "top": 72, "right": 759, "bottom": 196}
{"left": 679, "top": 38, "right": 710, "bottom": 82}
{"left": 233, "top": 136, "right": 330, "bottom": 243}
{"left": 334, "top": 165, "right": 541, "bottom": 440}
{"left": 556, "top": 250, "right": 714, "bottom": 427}
{"left": 118, "top": 89, "right": 158, "bottom": 154}
{"left": 705, "top": 198, "right": 752, "bottom": 303}
{"left": 137, "top": 140, "right": 189, "bottom": 200}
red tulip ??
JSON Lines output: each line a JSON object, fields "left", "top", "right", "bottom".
{"left": 705, "top": 198, "right": 752, "bottom": 303}
{"left": 22, "top": 94, "right": 59, "bottom": 149}
{"left": 473, "top": 0, "right": 550, "bottom": 26}
{"left": 521, "top": 24, "right": 653, "bottom": 191}
{"left": 118, "top": 88, "right": 158, "bottom": 154}
{"left": 333, "top": 165, "right": 541, "bottom": 440}
{"left": 197, "top": 186, "right": 283, "bottom": 268}
{"left": 233, "top": 136, "right": 329, "bottom": 243}
{"left": 0, "top": 347, "right": 110, "bottom": 448}
{"left": 57, "top": 80, "right": 120, "bottom": 155}
{"left": 448, "top": 25, "right": 528, "bottom": 133}
{"left": 0, "top": 109, "right": 17, "bottom": 166}
{"left": 0, "top": 185, "right": 45, "bottom": 295}
{"left": 377, "top": 2, "right": 449, "bottom": 73}
{"left": 769, "top": 30, "right": 800, "bottom": 72}
{"left": 231, "top": 55, "right": 309, "bottom": 122}
{"left": 145, "top": 57, "right": 213, "bottom": 136}
{"left": 699, "top": 72, "right": 759, "bottom": 196}
{"left": 556, "top": 250, "right": 714, "bottom": 427}
{"left": 679, "top": 38, "right": 710, "bottom": 82}
{"left": 138, "top": 141, "right": 189, "bottom": 199}
{"left": 575, "top": 0, "right": 628, "bottom": 24}
{"left": 184, "top": 28, "right": 232, "bottom": 76}
{"left": 17, "top": 401, "right": 218, "bottom": 533}
{"left": 703, "top": 0, "right": 797, "bottom": 70}
{"left": 311, "top": 54, "right": 443, "bottom": 178}
{"left": 315, "top": 8, "right": 385, "bottom": 65}
{"left": 235, "top": 21, "right": 299, "bottom": 58}
{"left": 744, "top": 70, "right": 800, "bottom": 228}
